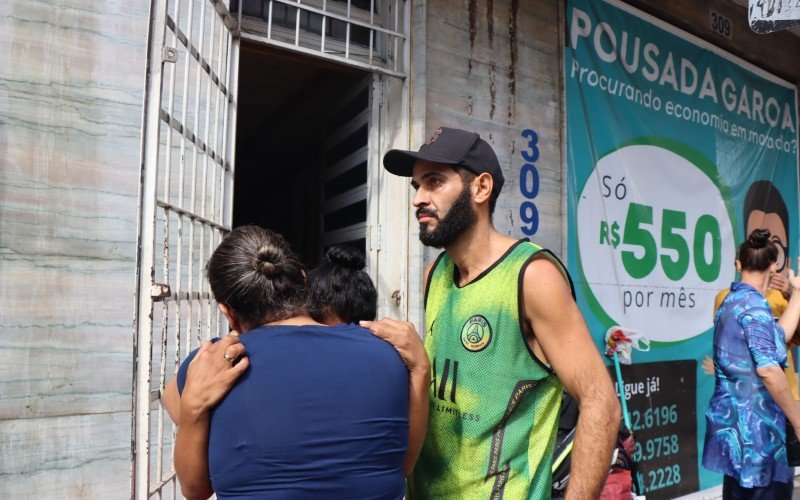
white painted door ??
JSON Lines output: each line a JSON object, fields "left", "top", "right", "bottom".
{"left": 131, "top": 0, "right": 240, "bottom": 498}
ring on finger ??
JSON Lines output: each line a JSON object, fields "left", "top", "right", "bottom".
{"left": 223, "top": 353, "right": 235, "bottom": 364}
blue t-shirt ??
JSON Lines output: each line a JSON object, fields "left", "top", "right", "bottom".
{"left": 703, "top": 282, "right": 789, "bottom": 488}
{"left": 177, "top": 323, "right": 409, "bottom": 499}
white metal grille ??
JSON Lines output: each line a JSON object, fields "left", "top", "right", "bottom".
{"left": 235, "top": 0, "right": 407, "bottom": 78}
{"left": 132, "top": 0, "right": 240, "bottom": 498}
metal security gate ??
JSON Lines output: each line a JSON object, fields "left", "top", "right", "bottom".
{"left": 132, "top": 0, "right": 240, "bottom": 497}
{"left": 236, "top": 0, "right": 407, "bottom": 78}
{"left": 132, "top": 0, "right": 410, "bottom": 494}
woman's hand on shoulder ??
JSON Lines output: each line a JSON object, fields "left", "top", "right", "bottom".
{"left": 360, "top": 318, "right": 431, "bottom": 375}
{"left": 180, "top": 332, "right": 249, "bottom": 419}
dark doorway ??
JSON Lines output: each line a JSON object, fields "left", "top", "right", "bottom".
{"left": 234, "top": 41, "right": 370, "bottom": 268}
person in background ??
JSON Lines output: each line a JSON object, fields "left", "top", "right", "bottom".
{"left": 307, "top": 245, "right": 377, "bottom": 324}
{"left": 162, "top": 226, "right": 429, "bottom": 499}
{"left": 705, "top": 181, "right": 800, "bottom": 400}
{"left": 703, "top": 229, "right": 800, "bottom": 499}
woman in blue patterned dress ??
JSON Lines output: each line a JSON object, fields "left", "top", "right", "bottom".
{"left": 703, "top": 228, "right": 800, "bottom": 499}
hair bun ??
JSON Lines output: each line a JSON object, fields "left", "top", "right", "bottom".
{"left": 253, "top": 245, "right": 282, "bottom": 277}
{"left": 748, "top": 228, "right": 772, "bottom": 249}
{"left": 325, "top": 245, "right": 365, "bottom": 270}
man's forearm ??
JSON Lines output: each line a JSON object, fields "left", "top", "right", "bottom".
{"left": 564, "top": 393, "right": 620, "bottom": 500}
{"left": 174, "top": 408, "right": 214, "bottom": 500}
{"left": 404, "top": 367, "right": 430, "bottom": 476}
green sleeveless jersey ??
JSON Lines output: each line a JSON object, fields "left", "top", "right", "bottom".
{"left": 410, "top": 240, "right": 565, "bottom": 499}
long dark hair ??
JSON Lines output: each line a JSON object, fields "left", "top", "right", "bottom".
{"left": 205, "top": 225, "right": 308, "bottom": 328}
{"left": 307, "top": 245, "right": 377, "bottom": 323}
{"left": 738, "top": 228, "right": 779, "bottom": 272}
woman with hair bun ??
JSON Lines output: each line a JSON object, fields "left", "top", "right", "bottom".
{"left": 307, "top": 245, "right": 377, "bottom": 324}
{"left": 703, "top": 228, "right": 800, "bottom": 498}
{"left": 162, "top": 226, "right": 429, "bottom": 499}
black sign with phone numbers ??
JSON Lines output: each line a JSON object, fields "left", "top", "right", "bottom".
{"left": 608, "top": 360, "right": 699, "bottom": 499}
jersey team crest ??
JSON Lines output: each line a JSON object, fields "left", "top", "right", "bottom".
{"left": 461, "top": 315, "right": 492, "bottom": 351}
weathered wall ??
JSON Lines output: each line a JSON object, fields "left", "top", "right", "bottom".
{"left": 416, "top": 0, "right": 799, "bottom": 271}
{"left": 0, "top": 0, "right": 149, "bottom": 496}
{"left": 626, "top": 0, "right": 800, "bottom": 86}
{"left": 420, "top": 0, "right": 565, "bottom": 266}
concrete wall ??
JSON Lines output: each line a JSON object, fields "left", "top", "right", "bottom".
{"left": 400, "top": 0, "right": 566, "bottom": 328}
{"left": 0, "top": 0, "right": 149, "bottom": 496}
{"left": 626, "top": 0, "right": 800, "bottom": 85}
{"left": 416, "top": 0, "right": 565, "bottom": 274}
{"left": 417, "top": 0, "right": 799, "bottom": 270}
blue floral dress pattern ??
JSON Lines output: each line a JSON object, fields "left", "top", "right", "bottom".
{"left": 702, "top": 282, "right": 789, "bottom": 488}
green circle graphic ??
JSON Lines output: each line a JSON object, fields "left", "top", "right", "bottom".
{"left": 574, "top": 137, "right": 736, "bottom": 347}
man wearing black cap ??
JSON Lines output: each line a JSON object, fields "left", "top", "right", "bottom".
{"left": 363, "top": 127, "right": 620, "bottom": 498}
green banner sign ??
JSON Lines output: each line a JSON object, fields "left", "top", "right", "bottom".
{"left": 566, "top": 0, "right": 799, "bottom": 496}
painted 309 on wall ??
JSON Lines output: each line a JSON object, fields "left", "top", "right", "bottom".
{"left": 518, "top": 129, "right": 540, "bottom": 236}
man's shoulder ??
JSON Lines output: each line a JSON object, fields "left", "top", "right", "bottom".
{"left": 519, "top": 246, "right": 573, "bottom": 297}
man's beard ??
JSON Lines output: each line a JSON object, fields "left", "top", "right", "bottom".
{"left": 417, "top": 186, "right": 477, "bottom": 248}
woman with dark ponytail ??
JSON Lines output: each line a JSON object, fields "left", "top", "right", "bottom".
{"left": 703, "top": 229, "right": 800, "bottom": 498}
{"left": 162, "top": 226, "right": 429, "bottom": 499}
{"left": 307, "top": 245, "right": 377, "bottom": 324}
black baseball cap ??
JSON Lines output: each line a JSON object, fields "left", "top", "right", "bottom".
{"left": 383, "top": 127, "right": 505, "bottom": 195}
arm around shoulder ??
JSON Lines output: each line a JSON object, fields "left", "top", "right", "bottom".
{"left": 173, "top": 335, "right": 249, "bottom": 499}
{"left": 361, "top": 318, "right": 430, "bottom": 477}
{"left": 406, "top": 362, "right": 430, "bottom": 476}
{"left": 163, "top": 377, "right": 181, "bottom": 425}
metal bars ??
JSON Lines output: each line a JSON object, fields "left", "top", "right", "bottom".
{"left": 322, "top": 77, "right": 372, "bottom": 249}
{"left": 237, "top": 0, "right": 407, "bottom": 78}
{"left": 132, "top": 0, "right": 240, "bottom": 498}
